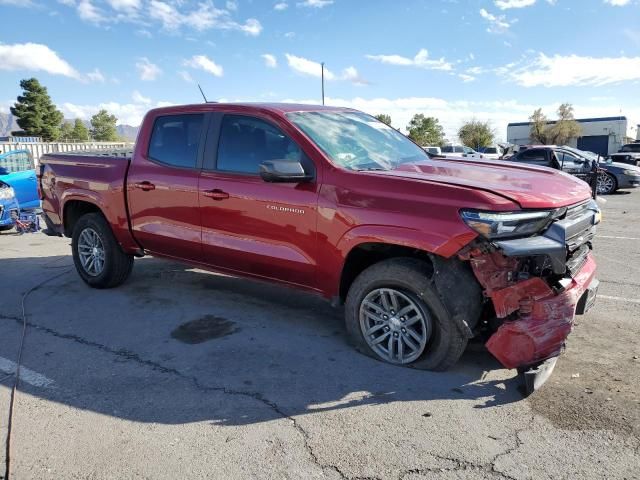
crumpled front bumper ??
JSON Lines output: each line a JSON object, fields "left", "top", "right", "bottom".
{"left": 485, "top": 254, "right": 597, "bottom": 369}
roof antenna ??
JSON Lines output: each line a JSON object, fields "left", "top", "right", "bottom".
{"left": 198, "top": 83, "right": 209, "bottom": 103}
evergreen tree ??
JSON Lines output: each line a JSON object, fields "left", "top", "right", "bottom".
{"left": 10, "top": 78, "right": 64, "bottom": 141}
{"left": 60, "top": 121, "right": 74, "bottom": 141}
{"left": 72, "top": 119, "right": 90, "bottom": 141}
{"left": 90, "top": 109, "right": 118, "bottom": 141}
{"left": 406, "top": 114, "right": 445, "bottom": 146}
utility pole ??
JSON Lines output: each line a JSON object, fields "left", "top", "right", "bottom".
{"left": 321, "top": 62, "right": 325, "bottom": 106}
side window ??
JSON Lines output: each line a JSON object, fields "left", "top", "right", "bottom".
{"left": 454, "top": 146, "right": 465, "bottom": 153}
{"left": 217, "top": 115, "right": 303, "bottom": 174}
{"left": 441, "top": 146, "right": 453, "bottom": 153}
{"left": 516, "top": 149, "right": 550, "bottom": 166}
{"left": 148, "top": 114, "right": 204, "bottom": 168}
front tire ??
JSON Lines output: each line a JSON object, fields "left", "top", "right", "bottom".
{"left": 345, "top": 258, "right": 468, "bottom": 371}
{"left": 597, "top": 172, "right": 617, "bottom": 195}
{"left": 72, "top": 213, "right": 134, "bottom": 288}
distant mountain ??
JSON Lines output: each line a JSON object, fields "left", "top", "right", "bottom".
{"left": 0, "top": 112, "right": 140, "bottom": 142}
{"left": 0, "top": 112, "right": 19, "bottom": 137}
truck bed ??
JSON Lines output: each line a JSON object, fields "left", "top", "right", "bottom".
{"left": 39, "top": 151, "right": 138, "bottom": 251}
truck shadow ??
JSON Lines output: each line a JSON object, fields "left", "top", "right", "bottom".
{"left": 0, "top": 254, "right": 525, "bottom": 428}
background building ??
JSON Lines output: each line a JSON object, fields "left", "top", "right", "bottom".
{"left": 507, "top": 116, "right": 638, "bottom": 155}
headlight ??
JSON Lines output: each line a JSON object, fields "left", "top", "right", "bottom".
{"left": 460, "top": 209, "right": 559, "bottom": 239}
{"left": 623, "top": 169, "right": 640, "bottom": 176}
{"left": 0, "top": 186, "right": 15, "bottom": 200}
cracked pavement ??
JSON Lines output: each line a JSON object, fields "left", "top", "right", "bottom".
{"left": 1, "top": 191, "right": 639, "bottom": 479}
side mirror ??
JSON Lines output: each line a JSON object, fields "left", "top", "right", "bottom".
{"left": 0, "top": 167, "right": 9, "bottom": 176}
{"left": 259, "top": 160, "right": 313, "bottom": 183}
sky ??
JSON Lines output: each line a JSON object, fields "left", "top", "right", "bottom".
{"left": 0, "top": 0, "right": 639, "bottom": 141}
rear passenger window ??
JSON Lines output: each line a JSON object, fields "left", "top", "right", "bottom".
{"left": 217, "top": 115, "right": 303, "bottom": 174}
{"left": 148, "top": 114, "right": 204, "bottom": 168}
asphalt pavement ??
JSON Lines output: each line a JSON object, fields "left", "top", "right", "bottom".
{"left": 0, "top": 190, "right": 639, "bottom": 479}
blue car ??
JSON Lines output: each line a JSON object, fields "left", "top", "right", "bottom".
{"left": 0, "top": 180, "right": 20, "bottom": 231}
{"left": 0, "top": 149, "right": 39, "bottom": 211}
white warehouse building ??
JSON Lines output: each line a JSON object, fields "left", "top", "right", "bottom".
{"left": 506, "top": 116, "right": 639, "bottom": 156}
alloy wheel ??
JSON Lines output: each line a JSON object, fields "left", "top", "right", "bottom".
{"left": 359, "top": 288, "right": 431, "bottom": 364}
{"left": 77, "top": 227, "right": 106, "bottom": 276}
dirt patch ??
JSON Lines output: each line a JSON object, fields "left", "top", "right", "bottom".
{"left": 171, "top": 315, "right": 240, "bottom": 344}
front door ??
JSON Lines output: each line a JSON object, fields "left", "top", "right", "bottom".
{"left": 127, "top": 113, "right": 206, "bottom": 261}
{"left": 199, "top": 113, "right": 319, "bottom": 288}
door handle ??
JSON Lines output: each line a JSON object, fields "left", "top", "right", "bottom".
{"left": 134, "top": 181, "right": 155, "bottom": 191}
{"left": 203, "top": 189, "right": 229, "bottom": 200}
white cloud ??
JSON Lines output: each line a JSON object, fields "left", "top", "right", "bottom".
{"left": 178, "top": 70, "right": 194, "bottom": 83}
{"left": 132, "top": 90, "right": 151, "bottom": 104}
{"left": 226, "top": 0, "right": 237, "bottom": 11}
{"left": 458, "top": 74, "right": 476, "bottom": 83}
{"left": 276, "top": 95, "right": 640, "bottom": 142}
{"left": 494, "top": 0, "right": 536, "bottom": 9}
{"left": 0, "top": 0, "right": 35, "bottom": 6}
{"left": 604, "top": 0, "right": 631, "bottom": 5}
{"left": 284, "top": 31, "right": 295, "bottom": 38}
{"left": 341, "top": 66, "right": 369, "bottom": 86}
{"left": 274, "top": 2, "right": 288, "bottom": 10}
{"left": 366, "top": 49, "right": 452, "bottom": 71}
{"left": 262, "top": 53, "right": 277, "bottom": 68}
{"left": 61, "top": 100, "right": 173, "bottom": 126}
{"left": 86, "top": 68, "right": 105, "bottom": 82}
{"left": 479, "top": 8, "right": 514, "bottom": 33}
{"left": 0, "top": 42, "right": 80, "bottom": 79}
{"left": 285, "top": 54, "right": 335, "bottom": 80}
{"left": 136, "top": 57, "right": 161, "bottom": 81}
{"left": 298, "top": 0, "right": 333, "bottom": 7}
{"left": 184, "top": 55, "right": 224, "bottom": 77}
{"left": 501, "top": 53, "right": 640, "bottom": 87}
{"left": 106, "top": 0, "right": 140, "bottom": 11}
{"left": 148, "top": 0, "right": 262, "bottom": 35}
{"left": 77, "top": 0, "right": 106, "bottom": 23}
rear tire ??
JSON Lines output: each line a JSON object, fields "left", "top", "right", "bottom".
{"left": 72, "top": 213, "right": 133, "bottom": 289}
{"left": 597, "top": 172, "right": 617, "bottom": 195}
{"left": 345, "top": 258, "right": 468, "bottom": 371}
{"left": 0, "top": 225, "right": 13, "bottom": 232}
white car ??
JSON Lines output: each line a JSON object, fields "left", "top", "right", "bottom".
{"left": 422, "top": 146, "right": 442, "bottom": 155}
{"left": 479, "top": 146, "right": 502, "bottom": 160}
{"left": 440, "top": 145, "right": 484, "bottom": 159}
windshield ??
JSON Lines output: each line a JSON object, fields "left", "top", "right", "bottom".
{"left": 563, "top": 146, "right": 598, "bottom": 160}
{"left": 286, "top": 111, "right": 428, "bottom": 171}
{"left": 0, "top": 151, "right": 34, "bottom": 173}
{"left": 621, "top": 144, "right": 640, "bottom": 152}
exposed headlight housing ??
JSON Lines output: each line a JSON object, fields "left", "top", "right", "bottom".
{"left": 460, "top": 209, "right": 561, "bottom": 240}
{"left": 0, "top": 186, "right": 16, "bottom": 200}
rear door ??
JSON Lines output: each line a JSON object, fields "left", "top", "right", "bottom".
{"left": 127, "top": 113, "right": 207, "bottom": 261}
{"left": 198, "top": 113, "right": 320, "bottom": 288}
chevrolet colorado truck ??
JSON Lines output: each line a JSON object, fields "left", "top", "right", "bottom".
{"left": 39, "top": 103, "right": 601, "bottom": 391}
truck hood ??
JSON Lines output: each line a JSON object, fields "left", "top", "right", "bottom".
{"left": 370, "top": 158, "right": 592, "bottom": 209}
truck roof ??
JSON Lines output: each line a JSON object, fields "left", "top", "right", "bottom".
{"left": 147, "top": 102, "right": 353, "bottom": 116}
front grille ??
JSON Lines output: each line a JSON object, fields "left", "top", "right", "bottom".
{"left": 557, "top": 200, "right": 598, "bottom": 276}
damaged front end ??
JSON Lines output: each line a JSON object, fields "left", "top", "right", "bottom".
{"left": 458, "top": 199, "right": 601, "bottom": 392}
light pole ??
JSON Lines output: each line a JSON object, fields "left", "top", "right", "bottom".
{"left": 321, "top": 62, "right": 325, "bottom": 106}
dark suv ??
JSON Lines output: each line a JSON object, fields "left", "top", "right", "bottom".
{"left": 509, "top": 145, "right": 640, "bottom": 195}
{"left": 610, "top": 143, "right": 640, "bottom": 166}
{"left": 508, "top": 146, "right": 599, "bottom": 195}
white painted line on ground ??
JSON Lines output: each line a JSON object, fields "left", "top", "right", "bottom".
{"left": 599, "top": 295, "right": 640, "bottom": 305}
{"left": 0, "top": 356, "right": 54, "bottom": 388}
{"left": 598, "top": 235, "right": 640, "bottom": 240}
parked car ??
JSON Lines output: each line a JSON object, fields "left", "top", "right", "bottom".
{"left": 422, "top": 146, "right": 441, "bottom": 155}
{"left": 39, "top": 103, "right": 600, "bottom": 392}
{"left": 609, "top": 143, "right": 640, "bottom": 166}
{"left": 440, "top": 145, "right": 484, "bottom": 159}
{"left": 478, "top": 146, "right": 502, "bottom": 160}
{"left": 0, "top": 149, "right": 39, "bottom": 210}
{"left": 0, "top": 180, "right": 19, "bottom": 232}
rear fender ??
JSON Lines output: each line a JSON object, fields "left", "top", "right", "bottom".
{"left": 61, "top": 190, "right": 139, "bottom": 253}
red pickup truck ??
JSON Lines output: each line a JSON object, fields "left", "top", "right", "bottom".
{"left": 39, "top": 103, "right": 600, "bottom": 391}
